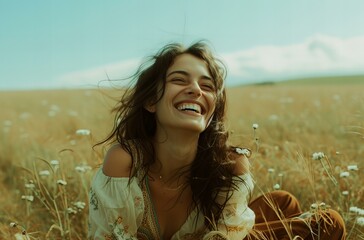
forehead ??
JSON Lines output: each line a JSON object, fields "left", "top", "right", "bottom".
{"left": 166, "top": 53, "right": 211, "bottom": 77}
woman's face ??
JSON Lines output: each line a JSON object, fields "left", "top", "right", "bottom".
{"left": 150, "top": 53, "right": 216, "bottom": 134}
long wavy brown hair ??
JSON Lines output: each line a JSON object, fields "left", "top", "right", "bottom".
{"left": 98, "top": 41, "right": 250, "bottom": 230}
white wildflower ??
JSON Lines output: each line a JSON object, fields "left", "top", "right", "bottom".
{"left": 347, "top": 165, "right": 359, "bottom": 171}
{"left": 357, "top": 217, "right": 364, "bottom": 226}
{"left": 319, "top": 202, "right": 326, "bottom": 208}
{"left": 268, "top": 168, "right": 275, "bottom": 173}
{"left": 278, "top": 173, "right": 284, "bottom": 177}
{"left": 73, "top": 201, "right": 86, "bottom": 209}
{"left": 273, "top": 184, "right": 280, "bottom": 190}
{"left": 342, "top": 191, "right": 349, "bottom": 196}
{"left": 14, "top": 233, "right": 24, "bottom": 240}
{"left": 75, "top": 166, "right": 86, "bottom": 173}
{"left": 310, "top": 203, "right": 318, "bottom": 209}
{"left": 340, "top": 171, "right": 350, "bottom": 178}
{"left": 333, "top": 94, "right": 341, "bottom": 101}
{"left": 48, "top": 111, "right": 57, "bottom": 117}
{"left": 349, "top": 206, "right": 364, "bottom": 215}
{"left": 50, "top": 160, "right": 59, "bottom": 167}
{"left": 4, "top": 120, "right": 12, "bottom": 126}
{"left": 268, "top": 115, "right": 279, "bottom": 121}
{"left": 76, "top": 129, "right": 91, "bottom": 136}
{"left": 50, "top": 104, "right": 60, "bottom": 111}
{"left": 10, "top": 222, "right": 17, "bottom": 227}
{"left": 14, "top": 230, "right": 24, "bottom": 240}
{"left": 235, "top": 148, "right": 251, "bottom": 156}
{"left": 349, "top": 207, "right": 359, "bottom": 213}
{"left": 252, "top": 123, "right": 259, "bottom": 130}
{"left": 39, "top": 170, "right": 50, "bottom": 176}
{"left": 312, "top": 152, "right": 325, "bottom": 160}
{"left": 67, "top": 207, "right": 77, "bottom": 214}
{"left": 57, "top": 179, "right": 67, "bottom": 186}
{"left": 19, "top": 112, "right": 31, "bottom": 120}
{"left": 21, "top": 195, "right": 34, "bottom": 202}
{"left": 24, "top": 183, "right": 35, "bottom": 189}
{"left": 75, "top": 165, "right": 92, "bottom": 173}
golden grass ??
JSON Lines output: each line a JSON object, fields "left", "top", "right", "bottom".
{"left": 0, "top": 84, "right": 363, "bottom": 239}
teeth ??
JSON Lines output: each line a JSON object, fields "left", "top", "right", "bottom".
{"left": 177, "top": 103, "right": 201, "bottom": 113}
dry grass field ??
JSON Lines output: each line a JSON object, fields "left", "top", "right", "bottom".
{"left": 0, "top": 79, "right": 363, "bottom": 239}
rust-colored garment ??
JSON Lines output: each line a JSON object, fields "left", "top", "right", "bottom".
{"left": 245, "top": 191, "right": 346, "bottom": 240}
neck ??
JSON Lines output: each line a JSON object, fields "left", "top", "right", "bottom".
{"left": 152, "top": 128, "right": 199, "bottom": 181}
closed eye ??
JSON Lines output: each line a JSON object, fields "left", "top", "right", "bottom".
{"left": 170, "top": 78, "right": 187, "bottom": 84}
{"left": 201, "top": 84, "right": 215, "bottom": 91}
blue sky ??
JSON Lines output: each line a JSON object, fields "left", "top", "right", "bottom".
{"left": 1, "top": 0, "right": 364, "bottom": 90}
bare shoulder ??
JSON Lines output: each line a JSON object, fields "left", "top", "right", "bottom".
{"left": 102, "top": 144, "right": 132, "bottom": 177}
{"left": 229, "top": 148, "right": 251, "bottom": 175}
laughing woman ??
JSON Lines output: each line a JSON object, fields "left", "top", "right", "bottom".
{"left": 88, "top": 42, "right": 346, "bottom": 240}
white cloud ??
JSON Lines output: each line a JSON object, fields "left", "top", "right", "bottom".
{"left": 55, "top": 35, "right": 364, "bottom": 88}
{"left": 56, "top": 59, "right": 141, "bottom": 88}
{"left": 221, "top": 34, "right": 364, "bottom": 85}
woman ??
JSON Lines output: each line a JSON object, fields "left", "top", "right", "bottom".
{"left": 88, "top": 42, "right": 346, "bottom": 240}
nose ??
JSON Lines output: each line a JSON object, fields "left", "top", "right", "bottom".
{"left": 186, "top": 81, "right": 202, "bottom": 97}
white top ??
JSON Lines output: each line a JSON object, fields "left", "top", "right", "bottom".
{"left": 88, "top": 169, "right": 255, "bottom": 240}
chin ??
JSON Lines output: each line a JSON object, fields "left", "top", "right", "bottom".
{"left": 181, "top": 123, "right": 207, "bottom": 133}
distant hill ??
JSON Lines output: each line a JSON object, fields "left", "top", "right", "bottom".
{"left": 276, "top": 75, "right": 364, "bottom": 85}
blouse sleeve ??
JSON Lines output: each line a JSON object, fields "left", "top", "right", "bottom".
{"left": 88, "top": 168, "right": 145, "bottom": 240}
{"left": 203, "top": 173, "right": 255, "bottom": 240}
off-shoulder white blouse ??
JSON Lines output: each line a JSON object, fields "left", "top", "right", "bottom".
{"left": 88, "top": 169, "right": 255, "bottom": 240}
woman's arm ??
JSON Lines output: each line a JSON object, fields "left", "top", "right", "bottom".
{"left": 88, "top": 146, "right": 144, "bottom": 240}
{"left": 203, "top": 148, "right": 255, "bottom": 240}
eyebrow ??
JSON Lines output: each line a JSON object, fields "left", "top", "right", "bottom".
{"left": 166, "top": 70, "right": 213, "bottom": 81}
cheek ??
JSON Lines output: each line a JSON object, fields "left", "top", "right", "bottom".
{"left": 207, "top": 94, "right": 217, "bottom": 115}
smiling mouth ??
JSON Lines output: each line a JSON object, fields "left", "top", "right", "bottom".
{"left": 176, "top": 103, "right": 203, "bottom": 114}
